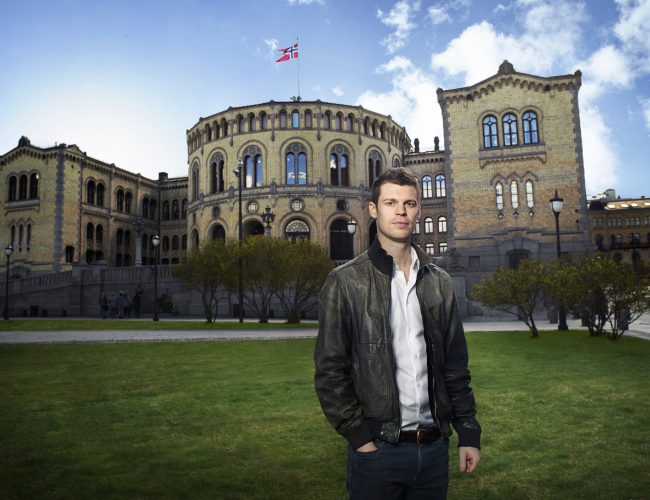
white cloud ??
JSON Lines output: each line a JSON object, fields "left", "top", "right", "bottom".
{"left": 614, "top": 0, "right": 650, "bottom": 72}
{"left": 377, "top": 0, "right": 421, "bottom": 54}
{"left": 357, "top": 56, "right": 443, "bottom": 151}
{"left": 580, "top": 105, "right": 619, "bottom": 193}
{"left": 331, "top": 86, "right": 344, "bottom": 97}
{"left": 641, "top": 97, "right": 650, "bottom": 133}
{"left": 579, "top": 45, "right": 633, "bottom": 103}
{"left": 427, "top": 6, "right": 451, "bottom": 25}
{"left": 287, "top": 0, "right": 323, "bottom": 5}
{"left": 264, "top": 39, "right": 279, "bottom": 62}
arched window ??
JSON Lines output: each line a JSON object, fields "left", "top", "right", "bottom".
{"left": 125, "top": 192, "right": 132, "bottom": 214}
{"left": 182, "top": 234, "right": 187, "bottom": 250}
{"left": 116, "top": 228, "right": 124, "bottom": 246}
{"left": 523, "top": 111, "right": 539, "bottom": 144}
{"left": 260, "top": 111, "right": 269, "bottom": 130}
{"left": 163, "top": 200, "right": 170, "bottom": 220}
{"left": 116, "top": 189, "right": 125, "bottom": 211}
{"left": 438, "top": 216, "right": 447, "bottom": 233}
{"left": 424, "top": 217, "right": 434, "bottom": 234}
{"left": 87, "top": 181, "right": 96, "bottom": 204}
{"left": 96, "top": 224, "right": 103, "bottom": 243}
{"left": 279, "top": 110, "right": 287, "bottom": 128}
{"left": 285, "top": 219, "right": 311, "bottom": 242}
{"left": 18, "top": 224, "right": 23, "bottom": 251}
{"left": 435, "top": 174, "right": 446, "bottom": 198}
{"left": 237, "top": 115, "right": 245, "bottom": 133}
{"left": 330, "top": 145, "right": 349, "bottom": 186}
{"left": 510, "top": 180, "right": 519, "bottom": 208}
{"left": 496, "top": 182, "right": 504, "bottom": 210}
{"left": 363, "top": 117, "right": 370, "bottom": 135}
{"left": 483, "top": 115, "right": 498, "bottom": 148}
{"left": 96, "top": 183, "right": 105, "bottom": 206}
{"left": 292, "top": 110, "right": 300, "bottom": 128}
{"left": 422, "top": 175, "right": 433, "bottom": 199}
{"left": 525, "top": 180, "right": 534, "bottom": 208}
{"left": 393, "top": 157, "right": 401, "bottom": 168}
{"left": 304, "top": 110, "right": 313, "bottom": 128}
{"left": 439, "top": 243, "right": 448, "bottom": 254}
{"left": 192, "top": 164, "right": 199, "bottom": 200}
{"left": 29, "top": 173, "right": 39, "bottom": 198}
{"left": 334, "top": 113, "right": 342, "bottom": 130}
{"left": 19, "top": 174, "right": 28, "bottom": 200}
{"left": 192, "top": 229, "right": 199, "bottom": 250}
{"left": 26, "top": 224, "right": 31, "bottom": 251}
{"left": 323, "top": 111, "right": 331, "bottom": 129}
{"left": 211, "top": 225, "right": 226, "bottom": 241}
{"left": 503, "top": 113, "right": 518, "bottom": 146}
{"left": 182, "top": 199, "right": 188, "bottom": 219}
{"left": 8, "top": 176, "right": 17, "bottom": 201}
{"left": 210, "top": 153, "right": 225, "bottom": 193}
{"left": 414, "top": 219, "right": 420, "bottom": 235}
{"left": 162, "top": 236, "right": 170, "bottom": 252}
{"left": 244, "top": 148, "right": 263, "bottom": 188}
{"left": 286, "top": 143, "right": 308, "bottom": 185}
{"left": 368, "top": 150, "right": 382, "bottom": 187}
{"left": 142, "top": 197, "right": 150, "bottom": 218}
{"left": 248, "top": 113, "right": 256, "bottom": 132}
{"left": 149, "top": 200, "right": 156, "bottom": 220}
{"left": 329, "top": 218, "right": 354, "bottom": 260}
{"left": 172, "top": 199, "right": 179, "bottom": 219}
{"left": 172, "top": 235, "right": 179, "bottom": 250}
{"left": 346, "top": 114, "right": 354, "bottom": 132}
{"left": 425, "top": 243, "right": 434, "bottom": 255}
{"left": 86, "top": 222, "right": 94, "bottom": 241}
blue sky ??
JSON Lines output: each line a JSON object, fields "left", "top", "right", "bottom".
{"left": 1, "top": 0, "right": 649, "bottom": 197}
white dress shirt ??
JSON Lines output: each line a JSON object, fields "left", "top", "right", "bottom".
{"left": 390, "top": 247, "right": 434, "bottom": 430}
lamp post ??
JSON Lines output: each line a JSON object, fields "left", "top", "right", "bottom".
{"left": 151, "top": 234, "right": 160, "bottom": 321}
{"left": 262, "top": 206, "right": 275, "bottom": 237}
{"left": 549, "top": 190, "right": 568, "bottom": 331}
{"left": 3, "top": 244, "right": 13, "bottom": 320}
{"left": 234, "top": 159, "right": 244, "bottom": 323}
{"left": 347, "top": 218, "right": 357, "bottom": 235}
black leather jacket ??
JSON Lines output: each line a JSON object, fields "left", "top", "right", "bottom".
{"left": 314, "top": 239, "right": 481, "bottom": 450}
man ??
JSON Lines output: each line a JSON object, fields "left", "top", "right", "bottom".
{"left": 314, "top": 167, "right": 480, "bottom": 499}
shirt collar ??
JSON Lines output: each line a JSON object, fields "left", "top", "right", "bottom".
{"left": 392, "top": 246, "right": 420, "bottom": 274}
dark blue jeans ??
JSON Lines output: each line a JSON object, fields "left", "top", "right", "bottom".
{"left": 347, "top": 438, "right": 449, "bottom": 500}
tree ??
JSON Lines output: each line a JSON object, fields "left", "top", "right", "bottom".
{"left": 172, "top": 240, "right": 238, "bottom": 322}
{"left": 239, "top": 237, "right": 288, "bottom": 323}
{"left": 473, "top": 259, "right": 549, "bottom": 337}
{"left": 274, "top": 239, "right": 334, "bottom": 323}
{"left": 548, "top": 255, "right": 650, "bottom": 340}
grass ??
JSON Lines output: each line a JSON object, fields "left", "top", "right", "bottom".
{"left": 0, "top": 331, "right": 648, "bottom": 499}
{"left": 0, "top": 319, "right": 318, "bottom": 331}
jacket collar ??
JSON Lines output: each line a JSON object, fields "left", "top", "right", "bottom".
{"left": 368, "top": 237, "right": 433, "bottom": 276}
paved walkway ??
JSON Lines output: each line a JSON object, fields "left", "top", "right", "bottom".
{"left": 1, "top": 314, "right": 649, "bottom": 344}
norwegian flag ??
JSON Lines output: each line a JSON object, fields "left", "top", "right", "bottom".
{"left": 276, "top": 43, "right": 299, "bottom": 63}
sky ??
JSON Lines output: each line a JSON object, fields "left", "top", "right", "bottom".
{"left": 1, "top": 0, "right": 649, "bottom": 197}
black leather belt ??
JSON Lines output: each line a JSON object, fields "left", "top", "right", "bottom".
{"left": 398, "top": 427, "right": 441, "bottom": 444}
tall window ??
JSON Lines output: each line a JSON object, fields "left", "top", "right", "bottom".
{"left": 116, "top": 228, "right": 124, "bottom": 246}
{"left": 172, "top": 235, "right": 179, "bottom": 250}
{"left": 425, "top": 243, "right": 434, "bottom": 255}
{"left": 424, "top": 217, "right": 434, "bottom": 234}
{"left": 244, "top": 149, "right": 263, "bottom": 188}
{"left": 172, "top": 200, "right": 180, "bottom": 219}
{"left": 333, "top": 113, "right": 342, "bottom": 130}
{"left": 29, "top": 173, "right": 38, "bottom": 198}
{"left": 435, "top": 174, "right": 446, "bottom": 198}
{"left": 422, "top": 175, "right": 433, "bottom": 199}
{"left": 413, "top": 219, "right": 420, "bottom": 234}
{"left": 304, "top": 110, "right": 312, "bottom": 128}
{"left": 439, "top": 243, "right": 448, "bottom": 254}
{"left": 525, "top": 180, "right": 534, "bottom": 208}
{"left": 116, "top": 189, "right": 124, "bottom": 211}
{"left": 211, "top": 153, "right": 225, "bottom": 193}
{"left": 248, "top": 113, "right": 256, "bottom": 132}
{"left": 286, "top": 143, "right": 308, "bottom": 185}
{"left": 182, "top": 199, "right": 188, "bottom": 219}
{"left": 330, "top": 145, "right": 349, "bottom": 186}
{"left": 19, "top": 174, "right": 28, "bottom": 200}
{"left": 323, "top": 111, "right": 331, "bottom": 129}
{"left": 346, "top": 114, "right": 354, "bottom": 132}
{"left": 8, "top": 176, "right": 17, "bottom": 201}
{"left": 237, "top": 115, "right": 245, "bottom": 133}
{"left": 149, "top": 200, "right": 156, "bottom": 220}
{"left": 125, "top": 192, "right": 132, "bottom": 214}
{"left": 368, "top": 150, "right": 382, "bottom": 186}
{"left": 523, "top": 111, "right": 539, "bottom": 144}
{"left": 87, "top": 181, "right": 96, "bottom": 204}
{"left": 292, "top": 110, "right": 300, "bottom": 128}
{"left": 260, "top": 112, "right": 269, "bottom": 130}
{"left": 96, "top": 224, "right": 103, "bottom": 243}
{"left": 192, "top": 164, "right": 199, "bottom": 200}
{"left": 86, "top": 223, "right": 94, "bottom": 241}
{"left": 279, "top": 110, "right": 287, "bottom": 128}
{"left": 163, "top": 201, "right": 170, "bottom": 220}
{"left": 142, "top": 198, "right": 150, "bottom": 218}
{"left": 438, "top": 216, "right": 447, "bottom": 233}
{"left": 97, "top": 184, "right": 105, "bottom": 206}
{"left": 496, "top": 182, "right": 504, "bottom": 210}
{"left": 483, "top": 115, "right": 498, "bottom": 148}
{"left": 510, "top": 180, "right": 519, "bottom": 208}
{"left": 503, "top": 113, "right": 518, "bottom": 146}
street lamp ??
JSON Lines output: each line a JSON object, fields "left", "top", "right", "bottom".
{"left": 262, "top": 206, "right": 275, "bottom": 237}
{"left": 550, "top": 190, "right": 568, "bottom": 331}
{"left": 152, "top": 234, "right": 160, "bottom": 321}
{"left": 234, "top": 159, "right": 244, "bottom": 323}
{"left": 347, "top": 218, "right": 357, "bottom": 234}
{"left": 3, "top": 244, "right": 13, "bottom": 320}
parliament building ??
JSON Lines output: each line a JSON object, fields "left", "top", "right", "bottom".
{"left": 0, "top": 61, "right": 592, "bottom": 317}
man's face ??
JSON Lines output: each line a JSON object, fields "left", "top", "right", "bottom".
{"left": 369, "top": 182, "right": 420, "bottom": 245}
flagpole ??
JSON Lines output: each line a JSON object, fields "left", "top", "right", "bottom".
{"left": 296, "top": 37, "right": 300, "bottom": 99}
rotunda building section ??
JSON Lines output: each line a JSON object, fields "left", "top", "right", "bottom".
{"left": 185, "top": 101, "right": 411, "bottom": 260}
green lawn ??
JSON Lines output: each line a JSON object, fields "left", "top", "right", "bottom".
{"left": 0, "top": 332, "right": 648, "bottom": 499}
{"left": 0, "top": 319, "right": 318, "bottom": 331}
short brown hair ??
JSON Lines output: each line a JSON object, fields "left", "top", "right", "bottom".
{"left": 370, "top": 167, "right": 419, "bottom": 205}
